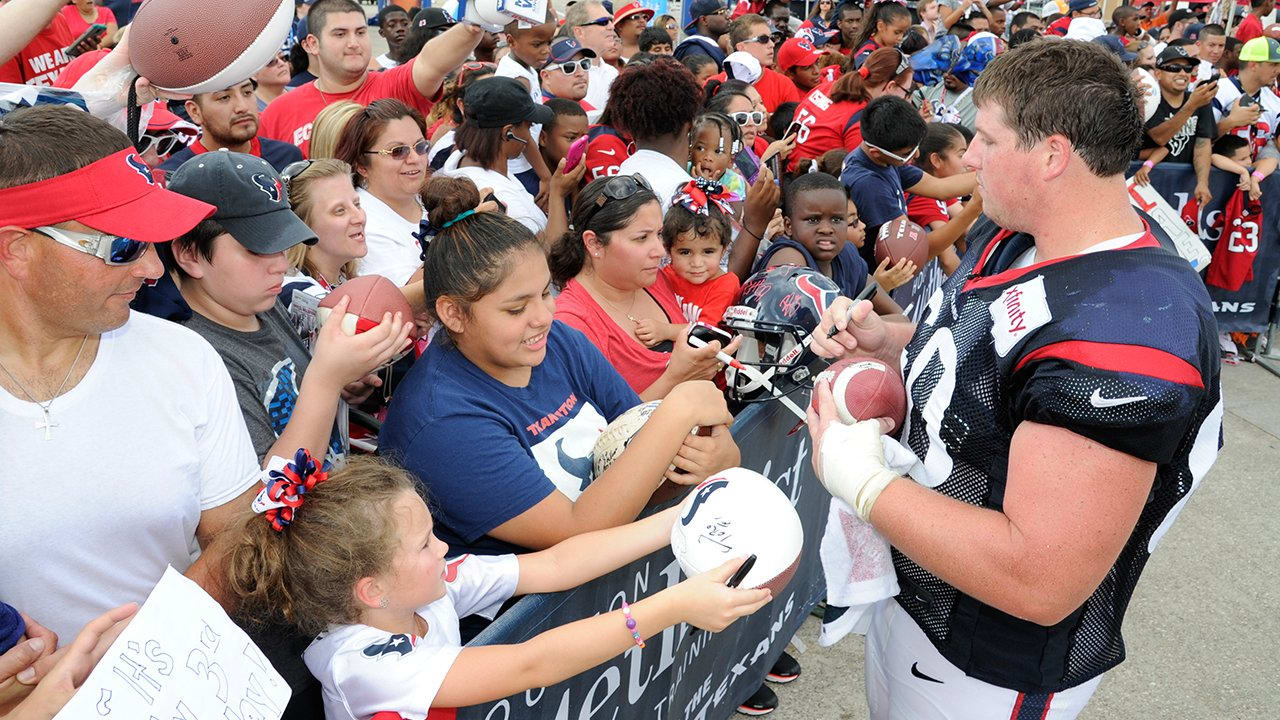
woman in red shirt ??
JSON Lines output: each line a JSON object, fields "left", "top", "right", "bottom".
{"left": 59, "top": 0, "right": 117, "bottom": 47}
{"left": 550, "top": 176, "right": 733, "bottom": 398}
{"left": 788, "top": 47, "right": 912, "bottom": 171}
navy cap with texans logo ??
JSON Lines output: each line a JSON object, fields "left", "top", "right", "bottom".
{"left": 167, "top": 150, "right": 316, "bottom": 253}
{"left": 547, "top": 37, "right": 598, "bottom": 65}
{"left": 1069, "top": 0, "right": 1099, "bottom": 12}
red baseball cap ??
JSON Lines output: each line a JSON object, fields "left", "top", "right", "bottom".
{"left": 614, "top": 1, "right": 654, "bottom": 24}
{"left": 778, "top": 37, "right": 824, "bottom": 72}
{"left": 0, "top": 149, "right": 215, "bottom": 243}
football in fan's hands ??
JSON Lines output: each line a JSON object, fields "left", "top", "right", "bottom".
{"left": 671, "top": 467, "right": 803, "bottom": 596}
{"left": 811, "top": 358, "right": 907, "bottom": 432}
{"left": 316, "top": 275, "right": 417, "bottom": 338}
{"left": 128, "top": 0, "right": 295, "bottom": 93}
{"left": 874, "top": 216, "right": 930, "bottom": 269}
{"left": 593, "top": 401, "right": 701, "bottom": 505}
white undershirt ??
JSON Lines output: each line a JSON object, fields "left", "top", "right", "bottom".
{"left": 1010, "top": 232, "right": 1145, "bottom": 270}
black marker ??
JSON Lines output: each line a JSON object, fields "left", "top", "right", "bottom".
{"left": 826, "top": 280, "right": 881, "bottom": 339}
{"left": 684, "top": 555, "right": 758, "bottom": 640}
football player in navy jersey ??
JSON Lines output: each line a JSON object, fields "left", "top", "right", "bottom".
{"left": 806, "top": 40, "right": 1223, "bottom": 719}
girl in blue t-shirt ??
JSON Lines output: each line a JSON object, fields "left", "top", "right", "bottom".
{"left": 381, "top": 176, "right": 741, "bottom": 559}
{"left": 754, "top": 172, "right": 905, "bottom": 317}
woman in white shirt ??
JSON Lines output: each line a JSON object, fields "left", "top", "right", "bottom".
{"left": 334, "top": 99, "right": 429, "bottom": 286}
{"left": 439, "top": 76, "right": 551, "bottom": 234}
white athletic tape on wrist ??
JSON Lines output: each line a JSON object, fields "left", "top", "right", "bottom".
{"left": 820, "top": 420, "right": 898, "bottom": 521}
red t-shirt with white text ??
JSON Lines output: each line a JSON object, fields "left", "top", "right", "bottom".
{"left": 661, "top": 266, "right": 741, "bottom": 327}
{"left": 258, "top": 59, "right": 437, "bottom": 157}
{"left": 0, "top": 15, "right": 74, "bottom": 86}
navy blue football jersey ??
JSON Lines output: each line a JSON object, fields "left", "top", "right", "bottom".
{"left": 893, "top": 218, "right": 1224, "bottom": 694}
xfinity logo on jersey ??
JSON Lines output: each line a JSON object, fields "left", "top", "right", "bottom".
{"left": 988, "top": 275, "right": 1051, "bottom": 356}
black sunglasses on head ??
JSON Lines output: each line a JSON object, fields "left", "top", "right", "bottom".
{"left": 579, "top": 174, "right": 654, "bottom": 228}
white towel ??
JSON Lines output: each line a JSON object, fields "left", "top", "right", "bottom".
{"left": 818, "top": 436, "right": 923, "bottom": 646}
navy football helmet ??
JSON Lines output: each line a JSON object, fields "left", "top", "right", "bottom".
{"left": 720, "top": 265, "right": 840, "bottom": 403}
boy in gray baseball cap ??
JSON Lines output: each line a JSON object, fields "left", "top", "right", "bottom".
{"left": 165, "top": 151, "right": 413, "bottom": 468}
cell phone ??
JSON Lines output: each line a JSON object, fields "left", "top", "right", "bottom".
{"left": 563, "top": 135, "right": 588, "bottom": 173}
{"left": 483, "top": 191, "right": 507, "bottom": 213}
{"left": 1239, "top": 94, "right": 1255, "bottom": 108}
{"left": 688, "top": 322, "right": 733, "bottom": 348}
{"left": 767, "top": 153, "right": 782, "bottom": 184}
{"left": 67, "top": 23, "right": 107, "bottom": 58}
{"left": 783, "top": 121, "right": 803, "bottom": 140}
{"left": 726, "top": 554, "right": 758, "bottom": 588}
{"left": 1207, "top": 71, "right": 1221, "bottom": 84}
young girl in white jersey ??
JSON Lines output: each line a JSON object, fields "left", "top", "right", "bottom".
{"left": 227, "top": 452, "right": 771, "bottom": 720}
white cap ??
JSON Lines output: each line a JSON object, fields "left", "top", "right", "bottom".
{"left": 724, "top": 51, "right": 763, "bottom": 85}
{"left": 1064, "top": 17, "right": 1106, "bottom": 41}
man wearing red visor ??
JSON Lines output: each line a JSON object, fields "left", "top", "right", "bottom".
{"left": 0, "top": 106, "right": 261, "bottom": 697}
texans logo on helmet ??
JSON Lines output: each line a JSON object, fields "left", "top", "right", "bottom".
{"left": 251, "top": 173, "right": 283, "bottom": 202}
{"left": 795, "top": 274, "right": 836, "bottom": 315}
{"left": 362, "top": 634, "right": 414, "bottom": 657}
{"left": 680, "top": 479, "right": 729, "bottom": 526}
{"left": 125, "top": 153, "right": 155, "bottom": 185}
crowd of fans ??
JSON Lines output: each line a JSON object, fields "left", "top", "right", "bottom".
{"left": 0, "top": 0, "right": 1264, "bottom": 717}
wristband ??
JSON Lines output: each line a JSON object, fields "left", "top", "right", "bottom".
{"left": 1142, "top": 160, "right": 1155, "bottom": 170}
{"left": 620, "top": 599, "right": 644, "bottom": 648}
{"left": 1252, "top": 170, "right": 1266, "bottom": 181}
{"left": 818, "top": 421, "right": 899, "bottom": 521}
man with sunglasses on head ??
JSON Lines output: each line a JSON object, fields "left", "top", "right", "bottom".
{"left": 541, "top": 38, "right": 598, "bottom": 117}
{"left": 0, "top": 105, "right": 261, "bottom": 698}
{"left": 159, "top": 79, "right": 304, "bottom": 175}
{"left": 562, "top": 0, "right": 623, "bottom": 123}
{"left": 1136, "top": 44, "right": 1216, "bottom": 206}
{"left": 840, "top": 95, "right": 975, "bottom": 268}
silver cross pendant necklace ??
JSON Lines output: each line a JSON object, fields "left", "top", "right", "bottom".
{"left": 0, "top": 335, "right": 89, "bottom": 440}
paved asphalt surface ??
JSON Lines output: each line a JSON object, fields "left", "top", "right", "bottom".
{"left": 768, "top": 360, "right": 1280, "bottom": 719}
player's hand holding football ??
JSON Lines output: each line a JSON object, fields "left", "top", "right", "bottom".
{"left": 673, "top": 557, "right": 773, "bottom": 632}
{"left": 806, "top": 379, "right": 898, "bottom": 522}
{"left": 665, "top": 424, "right": 741, "bottom": 486}
{"left": 812, "top": 297, "right": 893, "bottom": 364}
{"left": 311, "top": 297, "right": 414, "bottom": 389}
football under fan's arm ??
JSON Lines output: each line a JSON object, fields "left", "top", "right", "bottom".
{"left": 411, "top": 23, "right": 484, "bottom": 99}
{"left": 868, "top": 421, "right": 1156, "bottom": 626}
{"left": 487, "top": 382, "right": 733, "bottom": 549}
{"left": 0, "top": 0, "right": 64, "bottom": 66}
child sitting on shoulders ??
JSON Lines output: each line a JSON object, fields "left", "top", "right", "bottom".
{"left": 636, "top": 179, "right": 742, "bottom": 347}
{"left": 227, "top": 451, "right": 770, "bottom": 720}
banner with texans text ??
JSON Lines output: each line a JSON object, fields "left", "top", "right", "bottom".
{"left": 459, "top": 399, "right": 827, "bottom": 720}
{"left": 1135, "top": 163, "right": 1280, "bottom": 332}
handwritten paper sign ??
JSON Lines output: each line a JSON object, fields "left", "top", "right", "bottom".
{"left": 55, "top": 567, "right": 290, "bottom": 720}
{"left": 1127, "top": 178, "right": 1214, "bottom": 271}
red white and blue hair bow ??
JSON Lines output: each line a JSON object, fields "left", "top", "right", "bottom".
{"left": 251, "top": 448, "right": 328, "bottom": 532}
{"left": 673, "top": 177, "right": 734, "bottom": 218}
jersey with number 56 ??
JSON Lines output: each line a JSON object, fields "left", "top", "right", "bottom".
{"left": 892, "top": 218, "right": 1223, "bottom": 695}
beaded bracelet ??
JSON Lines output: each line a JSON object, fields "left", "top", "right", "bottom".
{"left": 620, "top": 599, "right": 645, "bottom": 649}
